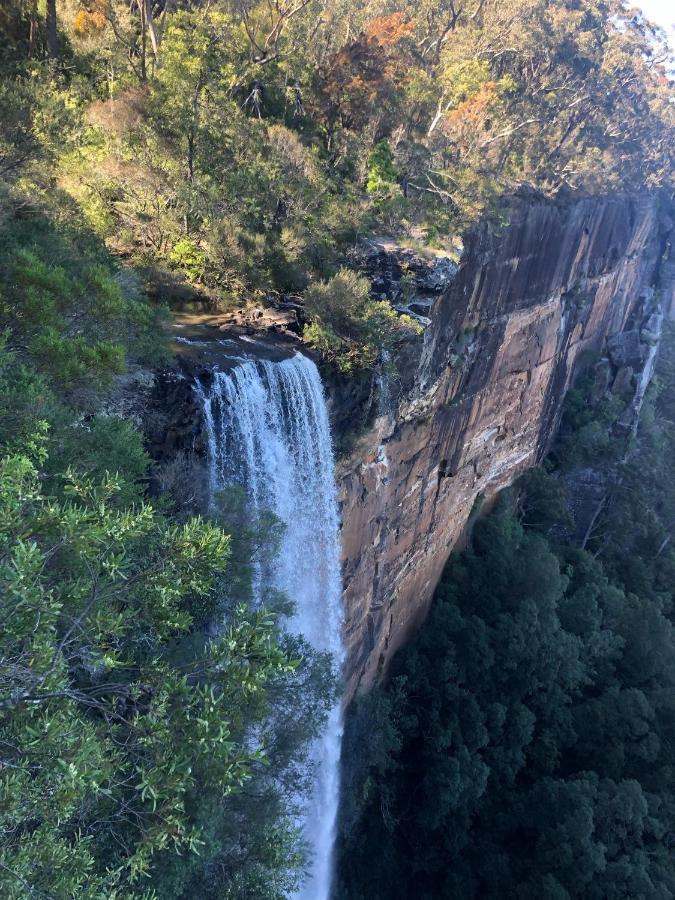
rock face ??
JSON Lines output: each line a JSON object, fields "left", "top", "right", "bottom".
{"left": 336, "top": 193, "right": 673, "bottom": 699}
{"left": 143, "top": 192, "right": 673, "bottom": 702}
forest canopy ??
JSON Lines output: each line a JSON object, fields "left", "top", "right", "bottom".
{"left": 1, "top": 0, "right": 674, "bottom": 313}
{"left": 1, "top": 0, "right": 673, "bottom": 370}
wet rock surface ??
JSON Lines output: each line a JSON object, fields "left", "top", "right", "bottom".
{"left": 170, "top": 313, "right": 302, "bottom": 366}
{"left": 202, "top": 300, "right": 305, "bottom": 336}
{"left": 145, "top": 315, "right": 309, "bottom": 484}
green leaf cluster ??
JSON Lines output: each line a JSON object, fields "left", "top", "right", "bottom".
{"left": 366, "top": 141, "right": 399, "bottom": 195}
{"left": 304, "top": 268, "right": 421, "bottom": 374}
{"left": 0, "top": 426, "right": 334, "bottom": 896}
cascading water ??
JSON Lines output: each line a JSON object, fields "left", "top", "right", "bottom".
{"left": 197, "top": 352, "right": 344, "bottom": 900}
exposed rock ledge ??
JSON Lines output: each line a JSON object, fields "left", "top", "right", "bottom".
{"left": 336, "top": 193, "right": 674, "bottom": 699}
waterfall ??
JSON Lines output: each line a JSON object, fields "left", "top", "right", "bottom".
{"left": 197, "top": 352, "right": 344, "bottom": 900}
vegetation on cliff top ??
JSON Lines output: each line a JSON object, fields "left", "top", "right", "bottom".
{"left": 1, "top": 0, "right": 674, "bottom": 365}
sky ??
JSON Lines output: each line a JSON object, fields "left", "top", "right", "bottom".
{"left": 635, "top": 0, "right": 675, "bottom": 41}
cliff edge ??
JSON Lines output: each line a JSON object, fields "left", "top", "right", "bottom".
{"left": 337, "top": 193, "right": 674, "bottom": 698}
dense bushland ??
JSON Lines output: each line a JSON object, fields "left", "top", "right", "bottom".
{"left": 337, "top": 327, "right": 675, "bottom": 899}
{"left": 1, "top": 0, "right": 674, "bottom": 366}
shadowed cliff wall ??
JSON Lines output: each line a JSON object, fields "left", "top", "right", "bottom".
{"left": 337, "top": 193, "right": 672, "bottom": 699}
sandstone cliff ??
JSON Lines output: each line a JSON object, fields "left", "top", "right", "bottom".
{"left": 337, "top": 193, "right": 674, "bottom": 698}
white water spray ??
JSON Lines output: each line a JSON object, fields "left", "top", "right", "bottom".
{"left": 197, "top": 353, "right": 344, "bottom": 900}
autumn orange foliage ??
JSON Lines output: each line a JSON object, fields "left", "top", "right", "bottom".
{"left": 365, "top": 12, "right": 414, "bottom": 48}
{"left": 444, "top": 81, "right": 500, "bottom": 144}
{"left": 313, "top": 13, "right": 416, "bottom": 135}
{"left": 73, "top": 3, "right": 108, "bottom": 36}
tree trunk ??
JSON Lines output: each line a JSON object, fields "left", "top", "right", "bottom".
{"left": 46, "top": 0, "right": 58, "bottom": 63}
{"left": 130, "top": 0, "right": 149, "bottom": 81}
{"left": 145, "top": 0, "right": 160, "bottom": 69}
{"left": 186, "top": 76, "right": 204, "bottom": 184}
{"left": 139, "top": 0, "right": 147, "bottom": 82}
{"left": 427, "top": 97, "right": 446, "bottom": 136}
{"left": 28, "top": 0, "right": 38, "bottom": 58}
{"left": 184, "top": 75, "right": 204, "bottom": 234}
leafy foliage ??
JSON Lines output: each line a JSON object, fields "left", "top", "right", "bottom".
{"left": 0, "top": 186, "right": 169, "bottom": 394}
{"left": 2, "top": 0, "right": 672, "bottom": 326}
{"left": 366, "top": 140, "right": 399, "bottom": 196}
{"left": 0, "top": 351, "right": 334, "bottom": 897}
{"left": 304, "top": 268, "right": 421, "bottom": 373}
{"left": 0, "top": 448, "right": 281, "bottom": 894}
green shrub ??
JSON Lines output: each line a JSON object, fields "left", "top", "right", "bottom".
{"left": 1, "top": 246, "right": 164, "bottom": 391}
{"left": 0, "top": 449, "right": 301, "bottom": 896}
{"left": 366, "top": 141, "right": 398, "bottom": 195}
{"left": 169, "top": 237, "right": 207, "bottom": 282}
{"left": 46, "top": 416, "right": 151, "bottom": 507}
{"left": 303, "top": 268, "right": 421, "bottom": 373}
{"left": 0, "top": 338, "right": 53, "bottom": 459}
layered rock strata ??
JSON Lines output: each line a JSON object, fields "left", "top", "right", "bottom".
{"left": 337, "top": 193, "right": 673, "bottom": 698}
